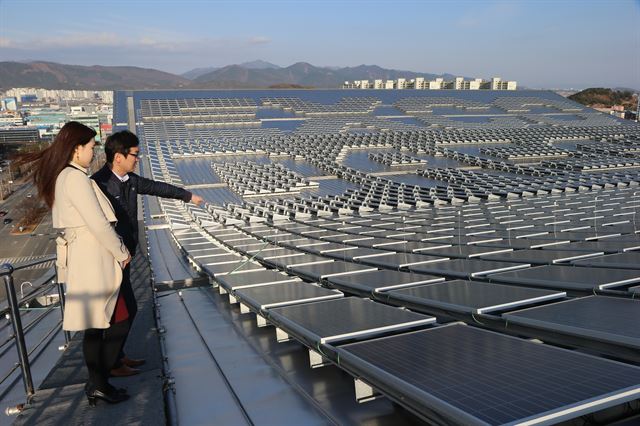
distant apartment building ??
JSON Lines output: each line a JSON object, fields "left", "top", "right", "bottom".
{"left": 343, "top": 77, "right": 517, "bottom": 90}
{"left": 488, "top": 77, "right": 517, "bottom": 90}
{"left": 429, "top": 78, "right": 445, "bottom": 90}
{"left": 452, "top": 77, "right": 483, "bottom": 90}
{"left": 594, "top": 105, "right": 637, "bottom": 121}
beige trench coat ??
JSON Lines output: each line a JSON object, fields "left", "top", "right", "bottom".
{"left": 53, "top": 164, "right": 130, "bottom": 331}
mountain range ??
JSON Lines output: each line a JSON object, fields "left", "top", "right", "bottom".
{"left": 0, "top": 60, "right": 459, "bottom": 90}
{"left": 181, "top": 60, "right": 281, "bottom": 79}
{"left": 0, "top": 61, "right": 190, "bottom": 90}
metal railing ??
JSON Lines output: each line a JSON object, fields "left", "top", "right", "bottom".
{"left": 0, "top": 255, "right": 65, "bottom": 411}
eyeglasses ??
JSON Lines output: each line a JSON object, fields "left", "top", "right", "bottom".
{"left": 127, "top": 152, "right": 141, "bottom": 159}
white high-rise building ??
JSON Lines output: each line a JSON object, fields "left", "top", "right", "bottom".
{"left": 343, "top": 76, "right": 516, "bottom": 90}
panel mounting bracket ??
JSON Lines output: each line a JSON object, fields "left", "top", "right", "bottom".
{"left": 276, "top": 327, "right": 291, "bottom": 342}
{"left": 355, "top": 378, "right": 381, "bottom": 403}
{"left": 309, "top": 349, "right": 330, "bottom": 368}
{"left": 256, "top": 314, "right": 268, "bottom": 327}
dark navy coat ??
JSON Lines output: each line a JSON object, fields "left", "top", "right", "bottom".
{"left": 91, "top": 164, "right": 192, "bottom": 256}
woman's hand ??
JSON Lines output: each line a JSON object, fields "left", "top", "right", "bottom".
{"left": 121, "top": 254, "right": 132, "bottom": 269}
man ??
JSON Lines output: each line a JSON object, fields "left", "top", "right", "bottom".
{"left": 92, "top": 130, "right": 203, "bottom": 376}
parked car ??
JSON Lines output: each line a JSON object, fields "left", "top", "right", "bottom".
{"left": 0, "top": 210, "right": 7, "bottom": 217}
{"left": 3, "top": 218, "right": 11, "bottom": 225}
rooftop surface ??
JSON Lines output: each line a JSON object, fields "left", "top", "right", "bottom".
{"left": 4, "top": 89, "right": 640, "bottom": 425}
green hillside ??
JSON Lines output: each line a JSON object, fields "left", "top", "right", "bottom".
{"left": 568, "top": 88, "right": 636, "bottom": 108}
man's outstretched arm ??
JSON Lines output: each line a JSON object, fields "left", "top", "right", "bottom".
{"left": 134, "top": 174, "right": 204, "bottom": 205}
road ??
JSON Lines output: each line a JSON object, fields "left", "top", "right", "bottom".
{"left": 0, "top": 182, "right": 57, "bottom": 301}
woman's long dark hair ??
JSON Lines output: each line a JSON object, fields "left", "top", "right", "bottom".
{"left": 17, "top": 121, "right": 96, "bottom": 208}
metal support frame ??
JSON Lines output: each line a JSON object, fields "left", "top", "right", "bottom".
{"left": 0, "top": 255, "right": 60, "bottom": 409}
{"left": 2, "top": 265, "right": 34, "bottom": 397}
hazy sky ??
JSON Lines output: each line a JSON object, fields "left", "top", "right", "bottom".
{"left": 1, "top": 0, "right": 638, "bottom": 89}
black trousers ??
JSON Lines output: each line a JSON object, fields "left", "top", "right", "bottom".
{"left": 113, "top": 265, "right": 137, "bottom": 368}
{"left": 83, "top": 320, "right": 129, "bottom": 391}
{"left": 120, "top": 265, "right": 138, "bottom": 320}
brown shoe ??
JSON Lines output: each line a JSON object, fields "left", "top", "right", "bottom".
{"left": 110, "top": 365, "right": 140, "bottom": 377}
{"left": 121, "top": 356, "right": 146, "bottom": 368}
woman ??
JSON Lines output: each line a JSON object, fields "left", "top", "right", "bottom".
{"left": 21, "top": 121, "right": 131, "bottom": 405}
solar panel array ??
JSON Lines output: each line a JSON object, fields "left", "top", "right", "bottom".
{"left": 126, "top": 89, "right": 640, "bottom": 424}
{"left": 211, "top": 161, "right": 318, "bottom": 197}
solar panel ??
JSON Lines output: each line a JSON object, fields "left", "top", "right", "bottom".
{"left": 572, "top": 252, "right": 640, "bottom": 269}
{"left": 480, "top": 249, "right": 604, "bottom": 265}
{"left": 215, "top": 232, "right": 246, "bottom": 241}
{"left": 202, "top": 259, "right": 263, "bottom": 277}
{"left": 334, "top": 324, "right": 640, "bottom": 426}
{"left": 357, "top": 252, "right": 449, "bottom": 269}
{"left": 262, "top": 254, "right": 334, "bottom": 269}
{"left": 541, "top": 239, "right": 640, "bottom": 253}
{"left": 504, "top": 296, "right": 640, "bottom": 350}
{"left": 252, "top": 248, "right": 306, "bottom": 259}
{"left": 234, "top": 281, "right": 342, "bottom": 310}
{"left": 477, "top": 238, "right": 570, "bottom": 250}
{"left": 179, "top": 239, "right": 215, "bottom": 249}
{"left": 302, "top": 242, "right": 354, "bottom": 253}
{"left": 422, "top": 245, "right": 512, "bottom": 259}
{"left": 326, "top": 247, "right": 391, "bottom": 261}
{"left": 354, "top": 239, "right": 451, "bottom": 253}
{"left": 215, "top": 269, "right": 298, "bottom": 291}
{"left": 223, "top": 242, "right": 267, "bottom": 255}
{"left": 385, "top": 280, "right": 566, "bottom": 314}
{"left": 558, "top": 230, "right": 622, "bottom": 241}
{"left": 408, "top": 259, "right": 531, "bottom": 279}
{"left": 488, "top": 265, "right": 640, "bottom": 291}
{"left": 190, "top": 248, "right": 236, "bottom": 259}
{"left": 275, "top": 237, "right": 320, "bottom": 247}
{"left": 239, "top": 241, "right": 282, "bottom": 253}
{"left": 326, "top": 269, "right": 444, "bottom": 297}
{"left": 288, "top": 261, "right": 377, "bottom": 281}
{"left": 421, "top": 235, "right": 503, "bottom": 246}
{"left": 268, "top": 297, "right": 435, "bottom": 344}
{"left": 201, "top": 253, "right": 245, "bottom": 265}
